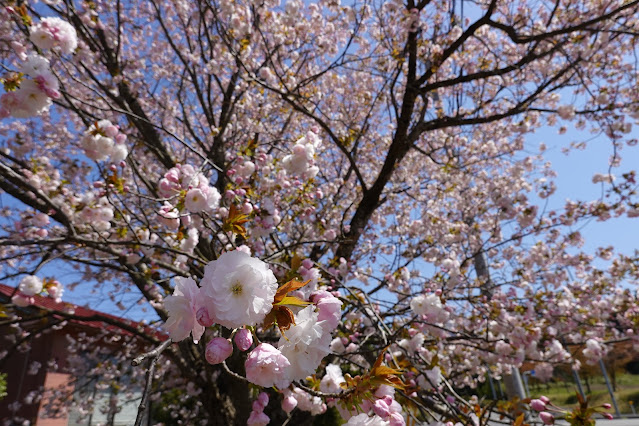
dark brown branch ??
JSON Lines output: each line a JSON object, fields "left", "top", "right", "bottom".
{"left": 133, "top": 339, "right": 172, "bottom": 426}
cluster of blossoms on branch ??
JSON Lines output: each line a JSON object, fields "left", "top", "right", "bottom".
{"left": 162, "top": 250, "right": 381, "bottom": 424}
{"left": 158, "top": 164, "right": 221, "bottom": 219}
{"left": 11, "top": 275, "right": 63, "bottom": 307}
{"left": 80, "top": 119, "right": 128, "bottom": 163}
{"left": 0, "top": 15, "right": 76, "bottom": 118}
{"left": 528, "top": 394, "right": 614, "bottom": 425}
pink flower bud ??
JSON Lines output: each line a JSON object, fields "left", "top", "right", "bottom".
{"left": 530, "top": 399, "right": 547, "bottom": 411}
{"left": 205, "top": 337, "right": 233, "bottom": 365}
{"left": 241, "top": 202, "right": 253, "bottom": 214}
{"left": 257, "top": 392, "right": 269, "bottom": 408}
{"left": 252, "top": 400, "right": 264, "bottom": 412}
{"left": 602, "top": 403, "right": 612, "bottom": 409}
{"left": 196, "top": 307, "right": 214, "bottom": 327}
{"left": 282, "top": 394, "right": 297, "bottom": 413}
{"left": 247, "top": 410, "right": 269, "bottom": 426}
{"left": 539, "top": 412, "right": 555, "bottom": 425}
{"left": 234, "top": 328, "right": 253, "bottom": 351}
{"left": 539, "top": 395, "right": 550, "bottom": 404}
{"left": 603, "top": 412, "right": 614, "bottom": 420}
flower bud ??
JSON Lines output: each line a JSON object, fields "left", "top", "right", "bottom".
{"left": 603, "top": 413, "right": 614, "bottom": 420}
{"left": 252, "top": 400, "right": 264, "bottom": 412}
{"left": 282, "top": 394, "right": 297, "bottom": 413}
{"left": 234, "top": 328, "right": 253, "bottom": 351}
{"left": 539, "top": 412, "right": 555, "bottom": 425}
{"left": 602, "top": 403, "right": 612, "bottom": 409}
{"left": 539, "top": 395, "right": 550, "bottom": 404}
{"left": 205, "top": 337, "right": 233, "bottom": 365}
{"left": 257, "top": 392, "right": 269, "bottom": 409}
{"left": 530, "top": 399, "right": 547, "bottom": 411}
{"left": 247, "top": 411, "right": 269, "bottom": 426}
{"left": 196, "top": 307, "right": 214, "bottom": 327}
{"left": 241, "top": 202, "right": 253, "bottom": 214}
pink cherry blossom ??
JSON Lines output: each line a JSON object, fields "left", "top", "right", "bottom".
{"left": 200, "top": 251, "right": 278, "bottom": 329}
{"left": 163, "top": 277, "right": 205, "bottom": 343}
{"left": 244, "top": 343, "right": 291, "bottom": 389}
{"left": 30, "top": 17, "right": 78, "bottom": 54}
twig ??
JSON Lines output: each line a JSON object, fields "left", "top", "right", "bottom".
{"left": 281, "top": 413, "right": 292, "bottom": 426}
{"left": 133, "top": 339, "right": 172, "bottom": 426}
{"left": 221, "top": 360, "right": 250, "bottom": 383}
{"left": 294, "top": 381, "right": 355, "bottom": 399}
{"left": 131, "top": 339, "right": 172, "bottom": 366}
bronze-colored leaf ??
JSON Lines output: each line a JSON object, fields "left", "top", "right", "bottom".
{"left": 263, "top": 305, "right": 296, "bottom": 333}
{"left": 273, "top": 279, "right": 311, "bottom": 304}
{"left": 222, "top": 204, "right": 250, "bottom": 238}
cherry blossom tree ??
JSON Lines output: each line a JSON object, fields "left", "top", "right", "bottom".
{"left": 1, "top": 0, "right": 639, "bottom": 424}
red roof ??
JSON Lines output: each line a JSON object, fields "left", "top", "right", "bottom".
{"left": 0, "top": 283, "right": 167, "bottom": 341}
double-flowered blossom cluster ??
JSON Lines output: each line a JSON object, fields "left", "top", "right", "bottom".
{"left": 29, "top": 17, "right": 78, "bottom": 54}
{"left": 158, "top": 164, "right": 221, "bottom": 219}
{"left": 0, "top": 53, "right": 58, "bottom": 118}
{"left": 0, "top": 17, "right": 77, "bottom": 118}
{"left": 11, "top": 275, "right": 64, "bottom": 307}
{"left": 164, "top": 250, "right": 343, "bottom": 391}
{"left": 80, "top": 120, "right": 128, "bottom": 163}
{"left": 281, "top": 131, "right": 321, "bottom": 179}
{"left": 336, "top": 385, "right": 405, "bottom": 425}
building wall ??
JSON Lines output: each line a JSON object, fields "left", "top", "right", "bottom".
{"left": 0, "top": 324, "right": 55, "bottom": 423}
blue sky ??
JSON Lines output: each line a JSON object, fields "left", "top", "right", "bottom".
{"left": 534, "top": 122, "right": 639, "bottom": 258}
